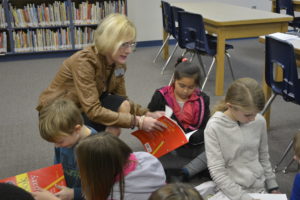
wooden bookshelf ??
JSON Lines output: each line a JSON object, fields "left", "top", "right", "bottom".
{"left": 0, "top": 0, "right": 126, "bottom": 56}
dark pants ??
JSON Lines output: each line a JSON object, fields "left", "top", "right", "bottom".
{"left": 82, "top": 92, "right": 126, "bottom": 132}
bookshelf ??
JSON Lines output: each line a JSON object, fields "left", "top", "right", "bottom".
{"left": 0, "top": 0, "right": 126, "bottom": 56}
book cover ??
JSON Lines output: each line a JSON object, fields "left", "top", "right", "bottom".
{"left": 132, "top": 115, "right": 194, "bottom": 158}
{"left": 0, "top": 164, "right": 66, "bottom": 194}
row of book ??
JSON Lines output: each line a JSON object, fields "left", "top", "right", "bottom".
{"left": 0, "top": 4, "right": 7, "bottom": 28}
{"left": 72, "top": 1, "right": 126, "bottom": 25}
{"left": 10, "top": 1, "right": 70, "bottom": 28}
{"left": 74, "top": 27, "right": 94, "bottom": 49}
{"left": 0, "top": 32, "right": 7, "bottom": 53}
{"left": 8, "top": 1, "right": 125, "bottom": 28}
{"left": 13, "top": 28, "right": 72, "bottom": 52}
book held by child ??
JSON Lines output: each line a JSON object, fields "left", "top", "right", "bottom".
{"left": 0, "top": 163, "right": 66, "bottom": 194}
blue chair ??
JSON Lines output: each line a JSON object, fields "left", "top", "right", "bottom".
{"left": 275, "top": 0, "right": 300, "bottom": 31}
{"left": 176, "top": 11, "right": 235, "bottom": 91}
{"left": 261, "top": 35, "right": 300, "bottom": 173}
{"left": 153, "top": 1, "right": 174, "bottom": 63}
{"left": 161, "top": 6, "right": 184, "bottom": 75}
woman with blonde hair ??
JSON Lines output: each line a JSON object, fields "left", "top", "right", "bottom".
{"left": 204, "top": 78, "right": 280, "bottom": 200}
{"left": 36, "top": 13, "right": 165, "bottom": 136}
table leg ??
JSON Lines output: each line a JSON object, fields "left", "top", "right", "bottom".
{"left": 215, "top": 34, "right": 226, "bottom": 96}
{"left": 163, "top": 30, "right": 169, "bottom": 60}
{"left": 262, "top": 77, "right": 271, "bottom": 129}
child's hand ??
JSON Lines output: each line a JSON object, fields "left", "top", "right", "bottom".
{"left": 270, "top": 189, "right": 281, "bottom": 194}
{"left": 54, "top": 185, "right": 74, "bottom": 200}
{"left": 31, "top": 187, "right": 59, "bottom": 200}
{"left": 146, "top": 111, "right": 165, "bottom": 119}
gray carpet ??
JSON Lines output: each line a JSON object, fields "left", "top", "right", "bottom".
{"left": 0, "top": 38, "right": 299, "bottom": 198}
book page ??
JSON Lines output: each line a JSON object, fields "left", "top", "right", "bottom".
{"left": 248, "top": 193, "right": 287, "bottom": 200}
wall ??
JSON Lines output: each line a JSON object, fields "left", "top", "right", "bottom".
{"left": 127, "top": 0, "right": 272, "bottom": 42}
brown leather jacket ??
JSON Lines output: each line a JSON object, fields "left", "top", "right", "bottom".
{"left": 37, "top": 45, "right": 148, "bottom": 128}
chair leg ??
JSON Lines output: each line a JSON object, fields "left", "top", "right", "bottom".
{"left": 273, "top": 139, "right": 294, "bottom": 173}
{"left": 201, "top": 57, "right": 216, "bottom": 91}
{"left": 282, "top": 157, "right": 295, "bottom": 174}
{"left": 153, "top": 34, "right": 171, "bottom": 63}
{"left": 225, "top": 52, "right": 235, "bottom": 81}
{"left": 161, "top": 43, "right": 178, "bottom": 75}
{"left": 196, "top": 54, "right": 207, "bottom": 77}
{"left": 260, "top": 93, "right": 277, "bottom": 115}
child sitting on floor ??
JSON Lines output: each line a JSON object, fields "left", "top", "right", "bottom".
{"left": 148, "top": 57, "right": 210, "bottom": 182}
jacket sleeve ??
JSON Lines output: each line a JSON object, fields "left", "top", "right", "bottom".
{"left": 147, "top": 90, "right": 166, "bottom": 112}
{"left": 258, "top": 116, "right": 278, "bottom": 190}
{"left": 71, "top": 56, "right": 133, "bottom": 128}
{"left": 200, "top": 93, "right": 211, "bottom": 128}
{"left": 205, "top": 123, "right": 253, "bottom": 200}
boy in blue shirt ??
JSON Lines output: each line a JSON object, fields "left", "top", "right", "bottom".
{"left": 38, "top": 98, "right": 97, "bottom": 200}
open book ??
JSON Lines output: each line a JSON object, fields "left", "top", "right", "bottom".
{"left": 132, "top": 115, "right": 195, "bottom": 158}
{"left": 0, "top": 163, "right": 66, "bottom": 193}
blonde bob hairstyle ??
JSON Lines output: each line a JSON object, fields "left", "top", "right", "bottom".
{"left": 94, "top": 13, "right": 136, "bottom": 56}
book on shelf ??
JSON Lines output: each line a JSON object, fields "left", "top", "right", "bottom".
{"left": 0, "top": 164, "right": 66, "bottom": 194}
{"left": 132, "top": 107, "right": 195, "bottom": 158}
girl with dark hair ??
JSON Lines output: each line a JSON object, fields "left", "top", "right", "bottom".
{"left": 148, "top": 57, "right": 210, "bottom": 182}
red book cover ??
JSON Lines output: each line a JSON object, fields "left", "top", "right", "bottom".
{"left": 132, "top": 116, "right": 194, "bottom": 158}
{"left": 0, "top": 164, "right": 66, "bottom": 194}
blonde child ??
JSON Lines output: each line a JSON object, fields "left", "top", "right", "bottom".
{"left": 204, "top": 77, "right": 279, "bottom": 200}
{"left": 37, "top": 98, "right": 97, "bottom": 200}
{"left": 148, "top": 183, "right": 204, "bottom": 200}
{"left": 290, "top": 131, "right": 300, "bottom": 200}
{"left": 148, "top": 58, "right": 210, "bottom": 181}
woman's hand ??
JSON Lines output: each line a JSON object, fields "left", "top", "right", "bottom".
{"left": 146, "top": 111, "right": 165, "bottom": 119}
{"left": 31, "top": 188, "right": 59, "bottom": 200}
{"left": 142, "top": 116, "right": 166, "bottom": 132}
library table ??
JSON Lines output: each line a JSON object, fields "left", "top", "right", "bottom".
{"left": 169, "top": 2, "right": 292, "bottom": 96}
{"left": 271, "top": 0, "right": 300, "bottom": 12}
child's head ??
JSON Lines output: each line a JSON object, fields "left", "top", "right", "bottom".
{"left": 76, "top": 132, "right": 133, "bottom": 200}
{"left": 293, "top": 131, "right": 300, "bottom": 161}
{"left": 172, "top": 58, "right": 201, "bottom": 100}
{"left": 214, "top": 78, "right": 265, "bottom": 123}
{"left": 148, "top": 183, "right": 203, "bottom": 200}
{"left": 38, "top": 98, "right": 83, "bottom": 147}
{"left": 0, "top": 183, "right": 34, "bottom": 200}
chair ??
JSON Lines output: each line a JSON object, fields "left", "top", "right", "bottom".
{"left": 160, "top": 6, "right": 184, "bottom": 75}
{"left": 261, "top": 36, "right": 300, "bottom": 173}
{"left": 175, "top": 11, "right": 235, "bottom": 91}
{"left": 153, "top": 1, "right": 173, "bottom": 63}
{"left": 275, "top": 0, "right": 300, "bottom": 31}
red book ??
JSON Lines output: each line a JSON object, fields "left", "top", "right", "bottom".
{"left": 0, "top": 164, "right": 66, "bottom": 194}
{"left": 132, "top": 116, "right": 195, "bottom": 158}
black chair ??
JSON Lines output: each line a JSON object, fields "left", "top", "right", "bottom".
{"left": 175, "top": 11, "right": 235, "bottom": 91}
{"left": 161, "top": 6, "right": 184, "bottom": 75}
{"left": 153, "top": 1, "right": 174, "bottom": 63}
{"left": 275, "top": 0, "right": 300, "bottom": 31}
{"left": 261, "top": 35, "right": 300, "bottom": 173}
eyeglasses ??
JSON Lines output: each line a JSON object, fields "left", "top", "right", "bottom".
{"left": 120, "top": 42, "right": 137, "bottom": 50}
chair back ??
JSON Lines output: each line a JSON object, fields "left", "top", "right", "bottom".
{"left": 161, "top": 1, "right": 173, "bottom": 34}
{"left": 265, "top": 36, "right": 300, "bottom": 104}
{"left": 170, "top": 6, "right": 184, "bottom": 40}
{"left": 275, "top": 0, "right": 295, "bottom": 16}
{"left": 177, "top": 11, "right": 214, "bottom": 55}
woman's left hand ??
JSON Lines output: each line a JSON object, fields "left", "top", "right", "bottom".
{"left": 146, "top": 111, "right": 165, "bottom": 119}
